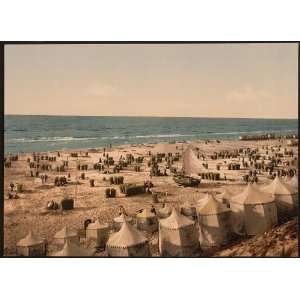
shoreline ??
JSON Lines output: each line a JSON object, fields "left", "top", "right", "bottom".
{"left": 5, "top": 114, "right": 299, "bottom": 120}
{"left": 5, "top": 134, "right": 298, "bottom": 156}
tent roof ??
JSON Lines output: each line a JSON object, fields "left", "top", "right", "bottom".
{"left": 137, "top": 208, "right": 156, "bottom": 218}
{"left": 17, "top": 231, "right": 44, "bottom": 247}
{"left": 160, "top": 208, "right": 195, "bottom": 229}
{"left": 113, "top": 213, "right": 133, "bottom": 223}
{"left": 52, "top": 240, "right": 94, "bottom": 257}
{"left": 106, "top": 221, "right": 148, "bottom": 248}
{"left": 231, "top": 183, "right": 274, "bottom": 205}
{"left": 54, "top": 226, "right": 78, "bottom": 239}
{"left": 181, "top": 201, "right": 196, "bottom": 209}
{"left": 287, "top": 176, "right": 298, "bottom": 189}
{"left": 262, "top": 176, "right": 297, "bottom": 195}
{"left": 87, "top": 220, "right": 109, "bottom": 230}
{"left": 197, "top": 193, "right": 230, "bottom": 215}
{"left": 219, "top": 188, "right": 234, "bottom": 201}
{"left": 158, "top": 205, "right": 172, "bottom": 214}
{"left": 182, "top": 146, "right": 205, "bottom": 176}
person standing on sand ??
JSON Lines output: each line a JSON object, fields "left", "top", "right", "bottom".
{"left": 119, "top": 205, "right": 128, "bottom": 216}
{"left": 10, "top": 182, "right": 14, "bottom": 192}
{"left": 150, "top": 205, "right": 156, "bottom": 215}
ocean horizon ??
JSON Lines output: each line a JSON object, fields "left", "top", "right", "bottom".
{"left": 4, "top": 115, "right": 298, "bottom": 154}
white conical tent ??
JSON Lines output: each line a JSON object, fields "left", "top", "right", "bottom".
{"left": 86, "top": 220, "right": 110, "bottom": 248}
{"left": 136, "top": 208, "right": 158, "bottom": 233}
{"left": 54, "top": 226, "right": 79, "bottom": 245}
{"left": 261, "top": 176, "right": 298, "bottom": 218}
{"left": 52, "top": 240, "right": 95, "bottom": 257}
{"left": 230, "top": 183, "right": 277, "bottom": 236}
{"left": 17, "top": 231, "right": 46, "bottom": 257}
{"left": 159, "top": 208, "right": 200, "bottom": 257}
{"left": 106, "top": 221, "right": 150, "bottom": 257}
{"left": 182, "top": 146, "right": 205, "bottom": 176}
{"left": 197, "top": 193, "right": 232, "bottom": 247}
{"left": 113, "top": 213, "right": 134, "bottom": 231}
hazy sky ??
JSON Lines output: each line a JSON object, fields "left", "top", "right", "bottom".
{"left": 5, "top": 43, "right": 298, "bottom": 118}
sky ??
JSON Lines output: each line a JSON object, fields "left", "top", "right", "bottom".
{"left": 4, "top": 43, "right": 298, "bottom": 119}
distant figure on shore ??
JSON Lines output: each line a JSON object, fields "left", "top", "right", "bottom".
{"left": 84, "top": 219, "right": 92, "bottom": 230}
{"left": 150, "top": 205, "right": 157, "bottom": 215}
{"left": 118, "top": 205, "right": 128, "bottom": 216}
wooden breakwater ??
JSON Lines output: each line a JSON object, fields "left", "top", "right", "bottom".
{"left": 239, "top": 133, "right": 298, "bottom": 141}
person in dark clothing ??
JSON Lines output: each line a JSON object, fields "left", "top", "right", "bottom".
{"left": 136, "top": 208, "right": 143, "bottom": 214}
{"left": 150, "top": 205, "right": 157, "bottom": 215}
{"left": 10, "top": 182, "right": 14, "bottom": 192}
{"left": 84, "top": 219, "right": 92, "bottom": 230}
{"left": 118, "top": 205, "right": 127, "bottom": 216}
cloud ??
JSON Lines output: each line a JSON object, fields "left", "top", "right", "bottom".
{"left": 226, "top": 85, "right": 272, "bottom": 105}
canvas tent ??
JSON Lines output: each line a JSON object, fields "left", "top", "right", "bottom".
{"left": 86, "top": 220, "right": 110, "bottom": 248}
{"left": 197, "top": 193, "right": 232, "bottom": 247}
{"left": 230, "top": 183, "right": 277, "bottom": 236}
{"left": 216, "top": 188, "right": 234, "bottom": 206}
{"left": 113, "top": 213, "right": 134, "bottom": 231}
{"left": 17, "top": 231, "right": 46, "bottom": 257}
{"left": 54, "top": 226, "right": 79, "bottom": 245}
{"left": 180, "top": 202, "right": 197, "bottom": 220}
{"left": 287, "top": 176, "right": 298, "bottom": 190}
{"left": 261, "top": 176, "right": 298, "bottom": 218}
{"left": 159, "top": 208, "right": 200, "bottom": 257}
{"left": 106, "top": 221, "right": 150, "bottom": 257}
{"left": 136, "top": 208, "right": 158, "bottom": 233}
{"left": 52, "top": 240, "right": 95, "bottom": 257}
{"left": 182, "top": 146, "right": 205, "bottom": 177}
{"left": 158, "top": 205, "right": 172, "bottom": 219}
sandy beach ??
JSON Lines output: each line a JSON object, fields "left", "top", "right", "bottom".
{"left": 4, "top": 138, "right": 298, "bottom": 256}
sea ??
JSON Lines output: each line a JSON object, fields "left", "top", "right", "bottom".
{"left": 4, "top": 115, "right": 298, "bottom": 154}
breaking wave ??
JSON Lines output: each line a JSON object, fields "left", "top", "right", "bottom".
{"left": 9, "top": 137, "right": 98, "bottom": 143}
